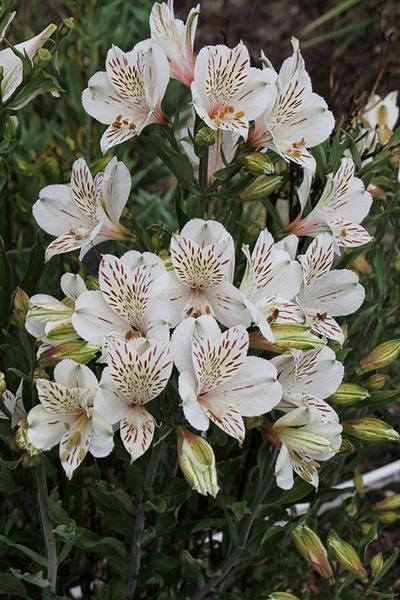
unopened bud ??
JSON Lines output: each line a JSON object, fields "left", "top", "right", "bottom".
{"left": 35, "top": 48, "right": 52, "bottom": 66}
{"left": 291, "top": 524, "right": 333, "bottom": 580}
{"left": 177, "top": 428, "right": 219, "bottom": 497}
{"left": 377, "top": 511, "right": 400, "bottom": 524}
{"left": 363, "top": 373, "right": 389, "bottom": 390}
{"left": 351, "top": 254, "right": 373, "bottom": 277}
{"left": 15, "top": 419, "right": 41, "bottom": 458}
{"left": 249, "top": 324, "right": 325, "bottom": 354}
{"left": 355, "top": 339, "right": 400, "bottom": 375}
{"left": 45, "top": 320, "right": 79, "bottom": 344}
{"left": 38, "top": 341, "right": 99, "bottom": 367}
{"left": 339, "top": 438, "right": 355, "bottom": 453}
{"left": 375, "top": 494, "right": 400, "bottom": 511}
{"left": 86, "top": 276, "right": 100, "bottom": 290}
{"left": 58, "top": 17, "right": 74, "bottom": 38}
{"left": 239, "top": 175, "right": 282, "bottom": 202}
{"left": 330, "top": 383, "right": 369, "bottom": 406}
{"left": 194, "top": 126, "right": 216, "bottom": 148}
{"left": 327, "top": 530, "right": 368, "bottom": 583}
{"left": 370, "top": 552, "right": 384, "bottom": 579}
{"left": 13, "top": 288, "right": 30, "bottom": 323}
{"left": 241, "top": 152, "right": 275, "bottom": 175}
{"left": 353, "top": 470, "right": 364, "bottom": 496}
{"left": 360, "top": 522, "right": 373, "bottom": 536}
{"left": 268, "top": 593, "right": 300, "bottom": 600}
{"left": 0, "top": 372, "right": 5, "bottom": 395}
{"left": 343, "top": 417, "right": 400, "bottom": 443}
{"left": 367, "top": 183, "right": 386, "bottom": 201}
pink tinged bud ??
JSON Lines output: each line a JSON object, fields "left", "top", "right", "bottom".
{"left": 38, "top": 341, "right": 99, "bottom": 367}
{"left": 327, "top": 530, "right": 368, "bottom": 583}
{"left": 343, "top": 417, "right": 400, "bottom": 443}
{"left": 363, "top": 373, "right": 389, "bottom": 390}
{"left": 177, "top": 428, "right": 219, "bottom": 497}
{"left": 291, "top": 524, "right": 334, "bottom": 580}
{"left": 355, "top": 339, "right": 400, "bottom": 375}
{"left": 329, "top": 383, "right": 369, "bottom": 406}
{"left": 249, "top": 324, "right": 325, "bottom": 354}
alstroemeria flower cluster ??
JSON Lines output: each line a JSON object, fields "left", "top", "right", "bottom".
{"left": 24, "top": 0, "right": 385, "bottom": 493}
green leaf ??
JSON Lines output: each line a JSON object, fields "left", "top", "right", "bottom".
{"left": 0, "top": 235, "right": 13, "bottom": 329}
{"left": 91, "top": 480, "right": 135, "bottom": 516}
{"left": 229, "top": 501, "right": 250, "bottom": 521}
{"left": 142, "top": 132, "right": 195, "bottom": 192}
{"left": 75, "top": 528, "right": 127, "bottom": 557}
{"left": 138, "top": 526, "right": 156, "bottom": 547}
{"left": 7, "top": 69, "right": 63, "bottom": 111}
{"left": 19, "top": 234, "right": 45, "bottom": 295}
{"left": 275, "top": 479, "right": 314, "bottom": 505}
{"left": 301, "top": 0, "right": 362, "bottom": 35}
{"left": 0, "top": 534, "right": 47, "bottom": 567}
{"left": 0, "top": 573, "right": 28, "bottom": 597}
{"left": 10, "top": 569, "right": 50, "bottom": 589}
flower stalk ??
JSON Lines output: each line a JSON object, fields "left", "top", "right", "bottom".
{"left": 35, "top": 460, "right": 58, "bottom": 593}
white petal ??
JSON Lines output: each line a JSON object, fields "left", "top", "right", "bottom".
{"left": 89, "top": 409, "right": 114, "bottom": 457}
{"left": 73, "top": 290, "right": 129, "bottom": 345}
{"left": 33, "top": 184, "right": 83, "bottom": 236}
{"left": 120, "top": 405, "right": 155, "bottom": 461}
{"left": 94, "top": 367, "right": 129, "bottom": 425}
{"left": 59, "top": 415, "right": 93, "bottom": 479}
{"left": 101, "top": 158, "right": 131, "bottom": 223}
{"left": 27, "top": 405, "right": 72, "bottom": 450}
{"left": 60, "top": 273, "right": 87, "bottom": 301}
{"left": 275, "top": 444, "right": 294, "bottom": 490}
{"left": 216, "top": 355, "right": 282, "bottom": 416}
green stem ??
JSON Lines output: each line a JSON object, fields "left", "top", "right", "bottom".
{"left": 36, "top": 460, "right": 57, "bottom": 593}
{"left": 125, "top": 443, "right": 163, "bottom": 599}
{"left": 192, "top": 449, "right": 277, "bottom": 599}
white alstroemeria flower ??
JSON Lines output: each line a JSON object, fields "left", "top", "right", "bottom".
{"left": 171, "top": 315, "right": 282, "bottom": 443}
{"left": 0, "top": 22, "right": 56, "bottom": 104}
{"left": 33, "top": 157, "right": 131, "bottom": 261}
{"left": 153, "top": 218, "right": 247, "bottom": 327}
{"left": 361, "top": 91, "right": 399, "bottom": 147}
{"left": 95, "top": 336, "right": 172, "bottom": 461}
{"left": 296, "top": 234, "right": 365, "bottom": 344}
{"left": 239, "top": 228, "right": 303, "bottom": 341}
{"left": 291, "top": 158, "right": 373, "bottom": 249}
{"left": 73, "top": 251, "right": 169, "bottom": 348}
{"left": 191, "top": 42, "right": 273, "bottom": 140}
{"left": 249, "top": 38, "right": 334, "bottom": 171}
{"left": 27, "top": 360, "right": 114, "bottom": 479}
{"left": 266, "top": 406, "right": 342, "bottom": 489}
{"left": 272, "top": 347, "right": 343, "bottom": 423}
{"left": 26, "top": 273, "right": 87, "bottom": 344}
{"left": 0, "top": 381, "right": 25, "bottom": 428}
{"left": 150, "top": 0, "right": 199, "bottom": 87}
{"left": 82, "top": 41, "right": 169, "bottom": 152}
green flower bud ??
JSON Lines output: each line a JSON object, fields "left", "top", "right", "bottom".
{"left": 377, "top": 511, "right": 400, "bottom": 524}
{"left": 38, "top": 341, "right": 99, "bottom": 367}
{"left": 339, "top": 438, "right": 355, "bottom": 454}
{"left": 343, "top": 417, "right": 400, "bottom": 443}
{"left": 291, "top": 524, "right": 333, "bottom": 580}
{"left": 330, "top": 383, "right": 369, "bottom": 406}
{"left": 194, "top": 126, "right": 216, "bottom": 148}
{"left": 363, "top": 373, "right": 389, "bottom": 391}
{"left": 375, "top": 494, "right": 400, "bottom": 511}
{"left": 353, "top": 469, "right": 364, "bottom": 497}
{"left": 241, "top": 152, "right": 275, "bottom": 175}
{"left": 177, "top": 428, "right": 219, "bottom": 497}
{"left": 35, "top": 48, "right": 52, "bottom": 66}
{"left": 58, "top": 17, "right": 74, "bottom": 38}
{"left": 370, "top": 552, "right": 384, "bottom": 579}
{"left": 327, "top": 530, "right": 368, "bottom": 583}
{"left": 355, "top": 339, "right": 400, "bottom": 375}
{"left": 249, "top": 324, "right": 325, "bottom": 354}
{"left": 45, "top": 320, "right": 79, "bottom": 344}
{"left": 239, "top": 175, "right": 282, "bottom": 202}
